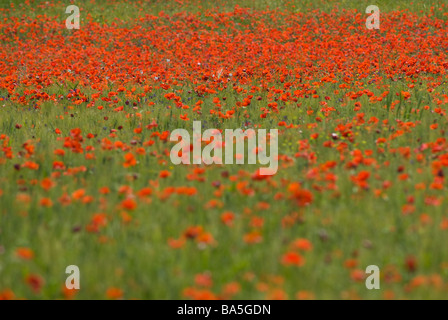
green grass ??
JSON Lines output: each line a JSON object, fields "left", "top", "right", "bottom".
{"left": 1, "top": 79, "right": 448, "bottom": 299}
{"left": 1, "top": 0, "right": 446, "bottom": 22}
{"left": 0, "top": 0, "right": 448, "bottom": 300}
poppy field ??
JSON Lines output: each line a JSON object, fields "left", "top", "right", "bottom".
{"left": 1, "top": 0, "right": 448, "bottom": 300}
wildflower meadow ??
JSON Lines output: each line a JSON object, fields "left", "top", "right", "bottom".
{"left": 0, "top": 0, "right": 448, "bottom": 300}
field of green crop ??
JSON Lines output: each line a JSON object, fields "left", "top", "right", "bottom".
{"left": 0, "top": 0, "right": 448, "bottom": 300}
